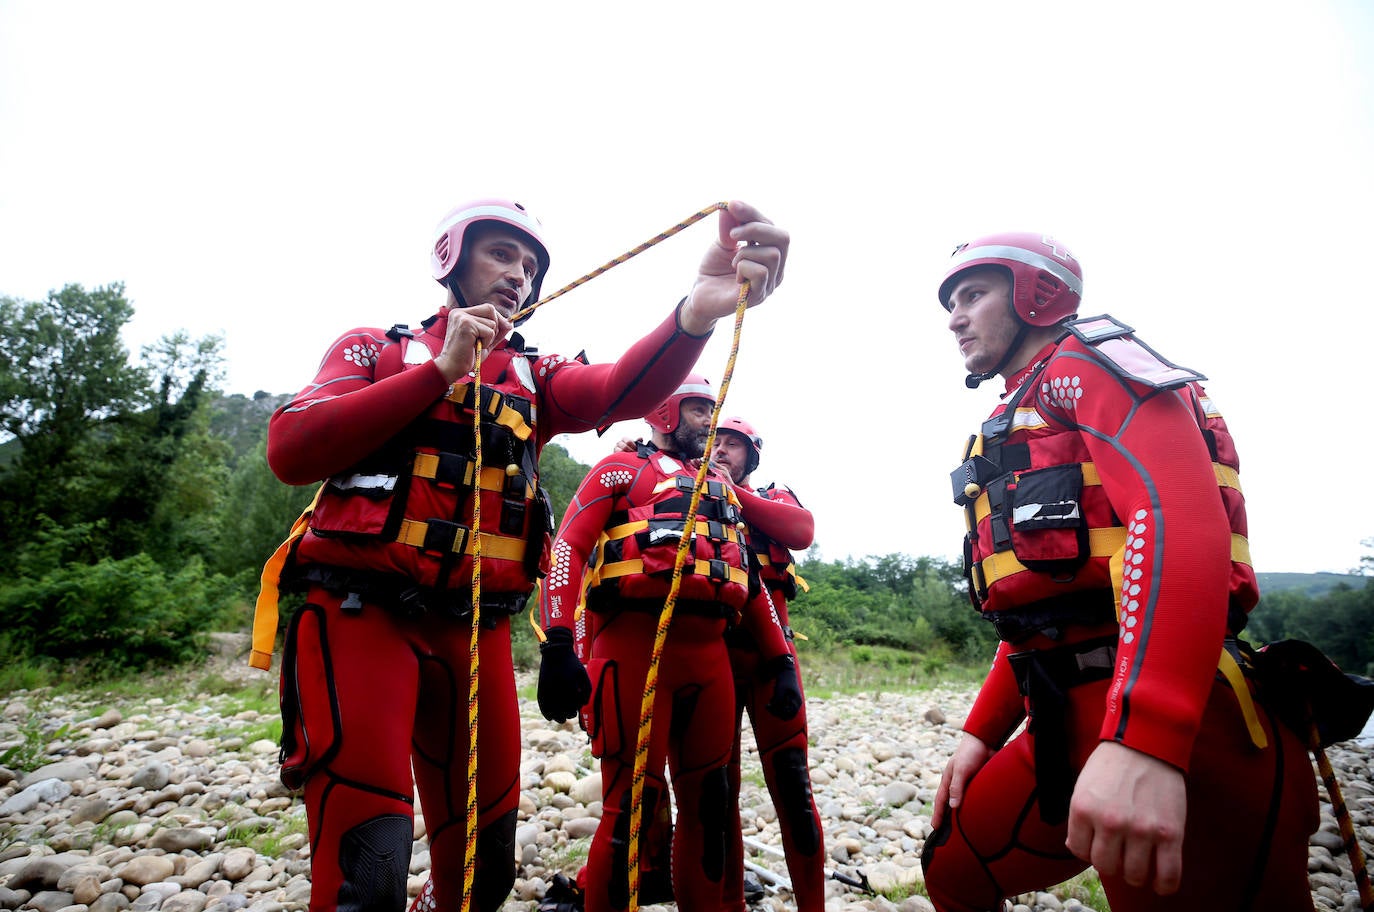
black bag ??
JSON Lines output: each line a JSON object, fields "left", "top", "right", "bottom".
{"left": 1251, "top": 639, "right": 1374, "bottom": 747}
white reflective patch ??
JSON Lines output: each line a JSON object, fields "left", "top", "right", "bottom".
{"left": 403, "top": 338, "right": 433, "bottom": 365}
{"left": 1010, "top": 407, "right": 1048, "bottom": 431}
{"left": 334, "top": 473, "right": 398, "bottom": 492}
{"left": 1011, "top": 501, "right": 1080, "bottom": 524}
{"left": 513, "top": 356, "right": 537, "bottom": 393}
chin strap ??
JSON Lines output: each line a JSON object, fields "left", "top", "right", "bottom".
{"left": 965, "top": 322, "right": 1031, "bottom": 390}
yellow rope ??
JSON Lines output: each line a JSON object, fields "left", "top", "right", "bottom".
{"left": 510, "top": 202, "right": 729, "bottom": 324}
{"left": 462, "top": 343, "right": 485, "bottom": 912}
{"left": 1309, "top": 721, "right": 1374, "bottom": 910}
{"left": 625, "top": 282, "right": 750, "bottom": 912}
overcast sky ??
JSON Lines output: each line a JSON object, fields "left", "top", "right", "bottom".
{"left": 3, "top": 1, "right": 1371, "bottom": 575}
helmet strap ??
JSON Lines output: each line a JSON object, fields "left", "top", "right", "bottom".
{"left": 965, "top": 321, "right": 1030, "bottom": 390}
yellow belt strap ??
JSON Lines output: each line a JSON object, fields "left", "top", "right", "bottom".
{"left": 396, "top": 519, "right": 528, "bottom": 561}
{"left": 411, "top": 453, "right": 533, "bottom": 497}
{"left": 250, "top": 485, "right": 324, "bottom": 670}
{"left": 595, "top": 558, "right": 750, "bottom": 588}
{"left": 603, "top": 517, "right": 744, "bottom": 546}
{"left": 1218, "top": 646, "right": 1268, "bottom": 749}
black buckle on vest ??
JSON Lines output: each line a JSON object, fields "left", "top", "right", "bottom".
{"left": 422, "top": 520, "right": 469, "bottom": 555}
{"left": 434, "top": 452, "right": 472, "bottom": 489}
{"left": 706, "top": 520, "right": 725, "bottom": 541}
{"left": 707, "top": 559, "right": 729, "bottom": 582}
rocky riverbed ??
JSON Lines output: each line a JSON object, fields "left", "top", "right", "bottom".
{"left": 2, "top": 637, "right": 1372, "bottom": 912}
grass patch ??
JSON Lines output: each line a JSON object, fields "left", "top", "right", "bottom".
{"left": 545, "top": 836, "right": 592, "bottom": 873}
{"left": 799, "top": 644, "right": 987, "bottom": 699}
{"left": 0, "top": 712, "right": 71, "bottom": 773}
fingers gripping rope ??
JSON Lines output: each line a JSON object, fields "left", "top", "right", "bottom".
{"left": 510, "top": 202, "right": 729, "bottom": 324}
{"left": 463, "top": 343, "right": 485, "bottom": 912}
{"left": 626, "top": 283, "right": 751, "bottom": 912}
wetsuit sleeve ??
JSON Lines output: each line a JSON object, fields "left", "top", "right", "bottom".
{"left": 736, "top": 484, "right": 815, "bottom": 551}
{"left": 540, "top": 455, "right": 631, "bottom": 633}
{"left": 739, "top": 588, "right": 790, "bottom": 660}
{"left": 266, "top": 327, "right": 452, "bottom": 485}
{"left": 963, "top": 641, "right": 1026, "bottom": 748}
{"left": 536, "top": 304, "right": 712, "bottom": 441}
{"left": 1045, "top": 340, "right": 1230, "bottom": 771}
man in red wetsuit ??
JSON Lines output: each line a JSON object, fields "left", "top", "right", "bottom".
{"left": 920, "top": 233, "right": 1318, "bottom": 912}
{"left": 536, "top": 379, "right": 803, "bottom": 912}
{"left": 256, "top": 198, "right": 789, "bottom": 912}
{"left": 709, "top": 417, "right": 826, "bottom": 912}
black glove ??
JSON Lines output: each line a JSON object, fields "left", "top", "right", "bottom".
{"left": 537, "top": 627, "right": 592, "bottom": 722}
{"left": 764, "top": 653, "right": 803, "bottom": 720}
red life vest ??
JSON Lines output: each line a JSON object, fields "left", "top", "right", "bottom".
{"left": 953, "top": 316, "right": 1257, "bottom": 634}
{"left": 294, "top": 329, "right": 552, "bottom": 596}
{"left": 583, "top": 447, "right": 753, "bottom": 614}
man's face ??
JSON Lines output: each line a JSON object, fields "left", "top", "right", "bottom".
{"left": 710, "top": 431, "right": 751, "bottom": 484}
{"left": 945, "top": 266, "right": 1018, "bottom": 376}
{"left": 671, "top": 397, "right": 714, "bottom": 460}
{"left": 453, "top": 224, "right": 541, "bottom": 317}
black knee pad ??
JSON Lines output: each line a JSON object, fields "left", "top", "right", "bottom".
{"left": 475, "top": 809, "right": 518, "bottom": 912}
{"left": 769, "top": 746, "right": 821, "bottom": 855}
{"left": 698, "top": 765, "right": 730, "bottom": 882}
{"left": 607, "top": 784, "right": 667, "bottom": 910}
{"left": 337, "top": 814, "right": 412, "bottom": 912}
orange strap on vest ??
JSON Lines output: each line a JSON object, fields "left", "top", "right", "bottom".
{"left": 249, "top": 485, "right": 324, "bottom": 670}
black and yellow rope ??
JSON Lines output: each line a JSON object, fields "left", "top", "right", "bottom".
{"left": 625, "top": 282, "right": 750, "bottom": 912}
{"left": 1308, "top": 720, "right": 1374, "bottom": 910}
{"left": 461, "top": 342, "right": 486, "bottom": 912}
{"left": 510, "top": 202, "right": 729, "bottom": 324}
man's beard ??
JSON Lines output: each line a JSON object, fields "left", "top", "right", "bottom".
{"left": 671, "top": 423, "right": 709, "bottom": 460}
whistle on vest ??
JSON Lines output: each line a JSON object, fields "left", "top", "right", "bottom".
{"left": 952, "top": 455, "right": 1000, "bottom": 506}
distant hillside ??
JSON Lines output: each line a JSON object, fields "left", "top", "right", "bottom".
{"left": 1257, "top": 571, "right": 1368, "bottom": 597}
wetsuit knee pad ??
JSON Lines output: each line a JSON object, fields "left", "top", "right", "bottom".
{"left": 769, "top": 746, "right": 820, "bottom": 855}
{"left": 337, "top": 813, "right": 412, "bottom": 912}
{"left": 699, "top": 765, "right": 730, "bottom": 881}
{"left": 607, "top": 784, "right": 667, "bottom": 910}
{"left": 475, "top": 809, "right": 518, "bottom": 912}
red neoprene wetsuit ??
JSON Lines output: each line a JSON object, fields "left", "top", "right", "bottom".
{"left": 541, "top": 445, "right": 792, "bottom": 912}
{"left": 921, "top": 332, "right": 1318, "bottom": 912}
{"left": 266, "top": 304, "right": 710, "bottom": 912}
{"left": 721, "top": 482, "right": 826, "bottom": 912}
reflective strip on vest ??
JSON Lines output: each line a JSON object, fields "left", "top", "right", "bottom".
{"left": 396, "top": 518, "right": 528, "bottom": 561}
{"left": 602, "top": 517, "right": 745, "bottom": 547}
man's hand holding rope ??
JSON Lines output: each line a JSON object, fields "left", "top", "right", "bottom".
{"left": 679, "top": 201, "right": 789, "bottom": 336}
{"left": 435, "top": 303, "right": 514, "bottom": 382}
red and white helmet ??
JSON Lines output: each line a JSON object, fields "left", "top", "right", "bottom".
{"left": 938, "top": 232, "right": 1083, "bottom": 327}
{"left": 717, "top": 415, "right": 762, "bottom": 476}
{"left": 431, "top": 198, "right": 551, "bottom": 307}
{"left": 646, "top": 373, "right": 714, "bottom": 434}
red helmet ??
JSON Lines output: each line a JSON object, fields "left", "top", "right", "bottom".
{"left": 717, "top": 416, "right": 762, "bottom": 476}
{"left": 646, "top": 373, "right": 714, "bottom": 434}
{"left": 431, "top": 198, "right": 551, "bottom": 309}
{"left": 938, "top": 232, "right": 1083, "bottom": 327}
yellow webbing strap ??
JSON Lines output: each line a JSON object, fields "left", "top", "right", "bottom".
{"left": 977, "top": 525, "right": 1251, "bottom": 590}
{"left": 756, "top": 554, "right": 809, "bottom": 593}
{"left": 395, "top": 519, "right": 527, "bottom": 561}
{"left": 411, "top": 453, "right": 533, "bottom": 496}
{"left": 444, "top": 381, "right": 534, "bottom": 442}
{"left": 249, "top": 485, "right": 324, "bottom": 670}
{"left": 602, "top": 517, "right": 744, "bottom": 547}
{"left": 594, "top": 558, "right": 750, "bottom": 588}
{"left": 1218, "top": 646, "right": 1268, "bottom": 749}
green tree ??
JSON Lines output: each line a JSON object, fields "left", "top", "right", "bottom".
{"left": 0, "top": 284, "right": 147, "bottom": 561}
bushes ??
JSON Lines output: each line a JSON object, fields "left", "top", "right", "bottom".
{"left": 0, "top": 552, "right": 237, "bottom": 679}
